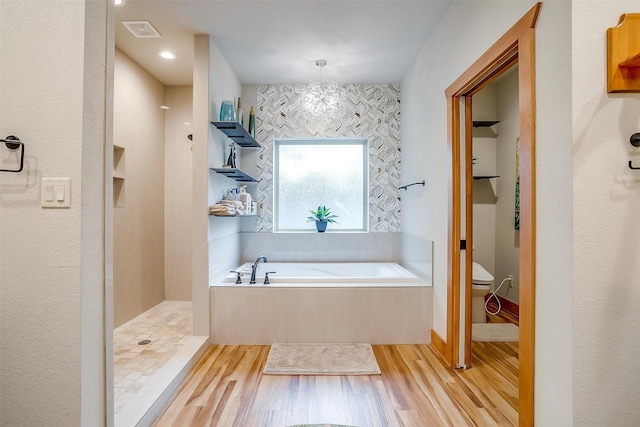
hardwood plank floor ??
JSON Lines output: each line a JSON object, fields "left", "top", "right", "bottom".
{"left": 152, "top": 342, "right": 518, "bottom": 427}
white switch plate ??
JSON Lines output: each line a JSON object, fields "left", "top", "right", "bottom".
{"left": 41, "top": 178, "right": 71, "bottom": 208}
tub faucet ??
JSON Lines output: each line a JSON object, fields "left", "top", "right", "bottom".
{"left": 250, "top": 255, "right": 268, "bottom": 284}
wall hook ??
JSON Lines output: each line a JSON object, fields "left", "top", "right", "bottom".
{"left": 0, "top": 135, "right": 25, "bottom": 173}
{"left": 399, "top": 180, "right": 425, "bottom": 191}
{"left": 629, "top": 133, "right": 640, "bottom": 169}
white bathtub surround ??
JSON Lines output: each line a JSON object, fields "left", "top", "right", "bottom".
{"left": 240, "top": 232, "right": 402, "bottom": 264}
{"left": 399, "top": 232, "right": 434, "bottom": 283}
{"left": 210, "top": 262, "right": 431, "bottom": 344}
{"left": 208, "top": 232, "right": 242, "bottom": 282}
{"left": 223, "top": 262, "right": 421, "bottom": 285}
{"left": 211, "top": 286, "right": 430, "bottom": 344}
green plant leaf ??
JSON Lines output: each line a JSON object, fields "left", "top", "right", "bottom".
{"left": 306, "top": 205, "right": 338, "bottom": 222}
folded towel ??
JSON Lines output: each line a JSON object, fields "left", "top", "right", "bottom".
{"left": 219, "top": 200, "right": 243, "bottom": 208}
{"left": 209, "top": 203, "right": 236, "bottom": 216}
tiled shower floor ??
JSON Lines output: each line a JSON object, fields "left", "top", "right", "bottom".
{"left": 113, "top": 300, "right": 193, "bottom": 415}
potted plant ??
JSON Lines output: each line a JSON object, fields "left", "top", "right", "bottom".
{"left": 307, "top": 205, "right": 338, "bottom": 232}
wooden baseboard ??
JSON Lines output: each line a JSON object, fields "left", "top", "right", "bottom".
{"left": 485, "top": 294, "right": 519, "bottom": 318}
{"left": 429, "top": 329, "right": 450, "bottom": 365}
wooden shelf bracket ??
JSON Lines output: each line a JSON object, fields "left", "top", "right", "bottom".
{"left": 607, "top": 13, "right": 640, "bottom": 93}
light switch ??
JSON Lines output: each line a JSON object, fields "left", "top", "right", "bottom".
{"left": 55, "top": 185, "right": 65, "bottom": 201}
{"left": 41, "top": 178, "right": 71, "bottom": 208}
{"left": 45, "top": 184, "right": 54, "bottom": 202}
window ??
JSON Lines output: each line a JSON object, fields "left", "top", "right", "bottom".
{"left": 274, "top": 138, "right": 368, "bottom": 232}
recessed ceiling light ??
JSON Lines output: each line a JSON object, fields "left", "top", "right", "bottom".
{"left": 158, "top": 51, "right": 175, "bottom": 60}
{"left": 160, "top": 105, "right": 170, "bottom": 110}
{"left": 114, "top": 0, "right": 125, "bottom": 6}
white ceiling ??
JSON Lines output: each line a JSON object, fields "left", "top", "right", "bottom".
{"left": 115, "top": 1, "right": 451, "bottom": 87}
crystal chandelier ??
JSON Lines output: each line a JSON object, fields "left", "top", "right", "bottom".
{"left": 297, "top": 59, "right": 343, "bottom": 118}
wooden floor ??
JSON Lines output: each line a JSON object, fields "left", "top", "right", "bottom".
{"left": 152, "top": 340, "right": 519, "bottom": 427}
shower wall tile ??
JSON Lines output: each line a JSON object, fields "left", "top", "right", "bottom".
{"left": 255, "top": 84, "right": 401, "bottom": 233}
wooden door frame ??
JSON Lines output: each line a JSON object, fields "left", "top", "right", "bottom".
{"left": 433, "top": 3, "right": 540, "bottom": 426}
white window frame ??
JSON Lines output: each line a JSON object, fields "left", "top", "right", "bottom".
{"left": 273, "top": 138, "right": 369, "bottom": 232}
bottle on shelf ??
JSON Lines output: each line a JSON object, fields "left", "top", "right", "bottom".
{"left": 248, "top": 106, "right": 256, "bottom": 138}
{"left": 239, "top": 185, "right": 252, "bottom": 215}
{"left": 236, "top": 97, "right": 244, "bottom": 127}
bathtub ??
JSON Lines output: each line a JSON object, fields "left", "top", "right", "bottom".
{"left": 221, "top": 262, "right": 422, "bottom": 285}
{"left": 210, "top": 262, "right": 432, "bottom": 344}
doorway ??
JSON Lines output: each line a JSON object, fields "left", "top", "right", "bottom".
{"left": 444, "top": 3, "right": 540, "bottom": 426}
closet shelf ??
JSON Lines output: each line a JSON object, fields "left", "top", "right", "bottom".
{"left": 473, "top": 175, "right": 500, "bottom": 180}
{"left": 211, "top": 121, "right": 260, "bottom": 147}
{"left": 211, "top": 168, "right": 259, "bottom": 182}
{"left": 472, "top": 121, "right": 500, "bottom": 128}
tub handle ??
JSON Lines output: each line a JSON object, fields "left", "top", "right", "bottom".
{"left": 263, "top": 271, "right": 276, "bottom": 285}
{"left": 229, "top": 270, "right": 243, "bottom": 284}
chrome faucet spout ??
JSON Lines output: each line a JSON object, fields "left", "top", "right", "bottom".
{"left": 250, "top": 255, "right": 268, "bottom": 284}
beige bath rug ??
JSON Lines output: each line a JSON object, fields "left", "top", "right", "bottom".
{"left": 287, "top": 425, "right": 358, "bottom": 427}
{"left": 264, "top": 343, "right": 380, "bottom": 375}
{"left": 472, "top": 323, "right": 519, "bottom": 342}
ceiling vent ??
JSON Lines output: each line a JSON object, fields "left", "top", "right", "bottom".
{"left": 121, "top": 21, "right": 161, "bottom": 38}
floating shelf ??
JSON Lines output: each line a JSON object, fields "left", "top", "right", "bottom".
{"left": 473, "top": 176, "right": 499, "bottom": 199}
{"left": 473, "top": 175, "right": 500, "bottom": 180}
{"left": 211, "top": 121, "right": 260, "bottom": 147}
{"left": 472, "top": 121, "right": 500, "bottom": 128}
{"left": 211, "top": 168, "right": 259, "bottom": 182}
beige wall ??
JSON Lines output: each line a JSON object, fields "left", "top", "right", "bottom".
{"left": 573, "top": 1, "right": 640, "bottom": 424}
{"left": 113, "top": 49, "right": 166, "bottom": 327}
{"left": 193, "top": 35, "right": 243, "bottom": 336}
{"left": 0, "top": 1, "right": 109, "bottom": 424}
{"left": 401, "top": 1, "right": 573, "bottom": 424}
{"left": 164, "top": 86, "right": 193, "bottom": 300}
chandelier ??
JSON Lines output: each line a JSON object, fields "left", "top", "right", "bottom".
{"left": 296, "top": 59, "right": 344, "bottom": 118}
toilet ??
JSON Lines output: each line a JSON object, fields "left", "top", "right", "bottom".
{"left": 472, "top": 262, "right": 494, "bottom": 323}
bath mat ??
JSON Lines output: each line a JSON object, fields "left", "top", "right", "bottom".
{"left": 263, "top": 343, "right": 380, "bottom": 375}
{"left": 286, "top": 425, "right": 358, "bottom": 427}
{"left": 472, "top": 323, "right": 519, "bottom": 342}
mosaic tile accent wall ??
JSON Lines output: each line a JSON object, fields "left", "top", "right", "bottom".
{"left": 255, "top": 84, "right": 401, "bottom": 232}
